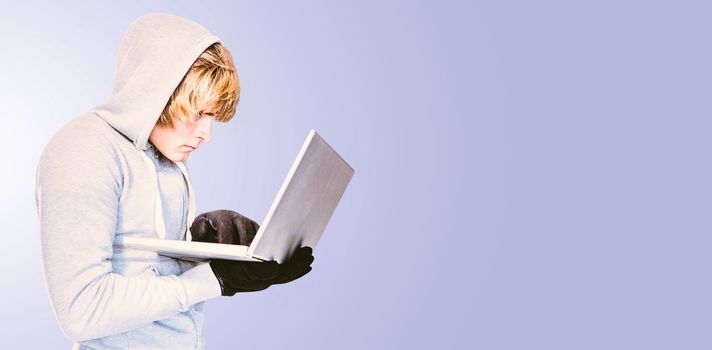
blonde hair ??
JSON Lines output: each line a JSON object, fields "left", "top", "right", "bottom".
{"left": 158, "top": 43, "right": 239, "bottom": 128}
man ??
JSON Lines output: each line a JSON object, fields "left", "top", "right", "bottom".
{"left": 35, "top": 12, "right": 312, "bottom": 349}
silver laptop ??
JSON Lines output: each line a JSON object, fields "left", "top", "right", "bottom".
{"left": 117, "top": 129, "right": 354, "bottom": 263}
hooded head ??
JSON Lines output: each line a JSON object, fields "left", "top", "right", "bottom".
{"left": 94, "top": 13, "right": 239, "bottom": 159}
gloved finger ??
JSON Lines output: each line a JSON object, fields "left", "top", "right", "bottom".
{"left": 237, "top": 260, "right": 281, "bottom": 281}
{"left": 287, "top": 247, "right": 314, "bottom": 266}
{"left": 231, "top": 214, "right": 259, "bottom": 246}
{"left": 223, "top": 280, "right": 273, "bottom": 295}
{"left": 270, "top": 247, "right": 314, "bottom": 285}
{"left": 272, "top": 265, "right": 312, "bottom": 285}
{"left": 212, "top": 259, "right": 281, "bottom": 281}
{"left": 212, "top": 211, "right": 235, "bottom": 244}
{"left": 232, "top": 281, "right": 273, "bottom": 292}
{"left": 190, "top": 216, "right": 217, "bottom": 243}
{"left": 233, "top": 286, "right": 270, "bottom": 293}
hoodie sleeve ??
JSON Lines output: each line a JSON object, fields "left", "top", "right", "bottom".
{"left": 35, "top": 126, "right": 221, "bottom": 342}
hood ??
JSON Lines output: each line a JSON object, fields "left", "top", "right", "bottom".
{"left": 93, "top": 12, "right": 220, "bottom": 150}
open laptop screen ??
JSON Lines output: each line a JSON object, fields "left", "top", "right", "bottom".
{"left": 248, "top": 130, "right": 354, "bottom": 263}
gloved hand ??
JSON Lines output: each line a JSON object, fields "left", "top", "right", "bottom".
{"left": 190, "top": 210, "right": 314, "bottom": 296}
{"left": 210, "top": 247, "right": 314, "bottom": 295}
{"left": 190, "top": 209, "right": 258, "bottom": 246}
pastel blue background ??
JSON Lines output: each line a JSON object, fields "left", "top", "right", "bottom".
{"left": 2, "top": 1, "right": 709, "bottom": 349}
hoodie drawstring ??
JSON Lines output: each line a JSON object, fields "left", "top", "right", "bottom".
{"left": 176, "top": 162, "right": 196, "bottom": 241}
{"left": 139, "top": 150, "right": 196, "bottom": 241}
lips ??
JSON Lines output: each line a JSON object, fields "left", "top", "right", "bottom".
{"left": 183, "top": 145, "right": 197, "bottom": 151}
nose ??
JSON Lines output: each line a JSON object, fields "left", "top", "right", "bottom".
{"left": 195, "top": 117, "right": 213, "bottom": 146}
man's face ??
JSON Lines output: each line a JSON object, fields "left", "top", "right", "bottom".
{"left": 148, "top": 113, "right": 215, "bottom": 162}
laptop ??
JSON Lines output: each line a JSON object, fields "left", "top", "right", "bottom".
{"left": 117, "top": 129, "right": 354, "bottom": 263}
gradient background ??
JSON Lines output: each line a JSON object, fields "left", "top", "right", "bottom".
{"left": 2, "top": 1, "right": 710, "bottom": 349}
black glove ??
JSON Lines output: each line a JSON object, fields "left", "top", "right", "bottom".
{"left": 191, "top": 209, "right": 258, "bottom": 246}
{"left": 191, "top": 210, "right": 314, "bottom": 296}
{"left": 210, "top": 247, "right": 314, "bottom": 295}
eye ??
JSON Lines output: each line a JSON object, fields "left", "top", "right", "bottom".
{"left": 189, "top": 113, "right": 205, "bottom": 123}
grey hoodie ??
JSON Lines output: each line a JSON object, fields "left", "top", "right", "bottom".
{"left": 35, "top": 13, "right": 224, "bottom": 349}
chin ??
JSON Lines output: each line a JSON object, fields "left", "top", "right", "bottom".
{"left": 167, "top": 153, "right": 189, "bottom": 162}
